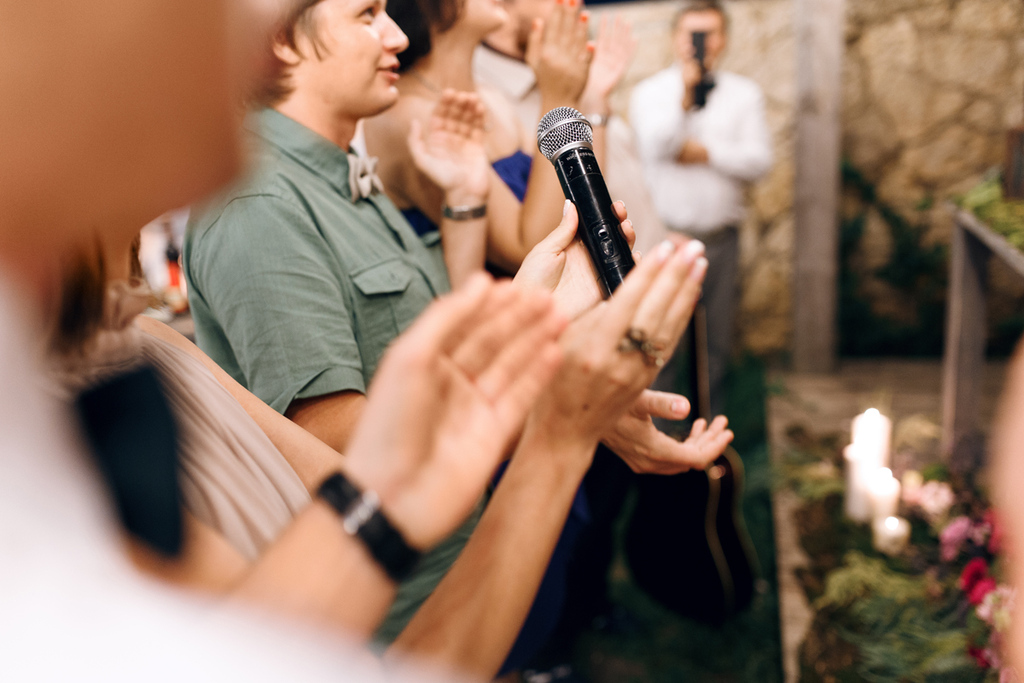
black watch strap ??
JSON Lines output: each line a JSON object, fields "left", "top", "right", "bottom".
{"left": 317, "top": 473, "right": 421, "bottom": 582}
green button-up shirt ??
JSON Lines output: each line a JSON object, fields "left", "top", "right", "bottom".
{"left": 184, "top": 108, "right": 469, "bottom": 643}
{"left": 185, "top": 108, "right": 450, "bottom": 414}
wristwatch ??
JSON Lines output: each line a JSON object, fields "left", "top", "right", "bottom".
{"left": 317, "top": 472, "right": 421, "bottom": 582}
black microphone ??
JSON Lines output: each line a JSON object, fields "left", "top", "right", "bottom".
{"left": 692, "top": 31, "right": 715, "bottom": 109}
{"left": 537, "top": 107, "right": 635, "bottom": 296}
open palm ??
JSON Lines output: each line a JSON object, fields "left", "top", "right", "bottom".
{"left": 408, "top": 90, "right": 491, "bottom": 202}
{"left": 343, "top": 277, "right": 566, "bottom": 550}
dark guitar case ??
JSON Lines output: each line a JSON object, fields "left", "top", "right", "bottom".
{"left": 624, "top": 304, "right": 760, "bottom": 626}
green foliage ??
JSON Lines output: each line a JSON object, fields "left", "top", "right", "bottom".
{"left": 815, "top": 553, "right": 981, "bottom": 683}
{"left": 922, "top": 462, "right": 952, "bottom": 482}
{"left": 957, "top": 174, "right": 1024, "bottom": 249}
{"left": 838, "top": 161, "right": 949, "bottom": 357}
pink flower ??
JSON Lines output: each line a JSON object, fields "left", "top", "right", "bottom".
{"left": 978, "top": 586, "right": 1016, "bottom": 632}
{"left": 969, "top": 577, "right": 998, "bottom": 606}
{"left": 917, "top": 481, "right": 955, "bottom": 523}
{"left": 962, "top": 558, "right": 990, "bottom": 593}
{"left": 941, "top": 516, "right": 972, "bottom": 562}
{"left": 971, "top": 520, "right": 993, "bottom": 547}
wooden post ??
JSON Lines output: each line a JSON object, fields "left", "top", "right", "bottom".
{"left": 792, "top": 0, "right": 845, "bottom": 373}
{"left": 941, "top": 216, "right": 990, "bottom": 459}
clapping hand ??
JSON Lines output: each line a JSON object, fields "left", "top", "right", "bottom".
{"left": 408, "top": 89, "right": 491, "bottom": 206}
{"left": 526, "top": 232, "right": 708, "bottom": 449}
{"left": 580, "top": 14, "right": 637, "bottom": 115}
{"left": 343, "top": 275, "right": 566, "bottom": 550}
{"left": 602, "top": 390, "right": 733, "bottom": 474}
{"left": 515, "top": 202, "right": 731, "bottom": 473}
{"left": 525, "top": 0, "right": 592, "bottom": 110}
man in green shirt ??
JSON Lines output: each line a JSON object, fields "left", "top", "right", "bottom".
{"left": 186, "top": 105, "right": 475, "bottom": 640}
{"left": 186, "top": 0, "right": 731, "bottom": 668}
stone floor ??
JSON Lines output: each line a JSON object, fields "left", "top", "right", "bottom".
{"left": 766, "top": 358, "right": 1008, "bottom": 683}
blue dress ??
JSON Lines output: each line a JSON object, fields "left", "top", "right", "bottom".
{"left": 401, "top": 150, "right": 533, "bottom": 237}
{"left": 403, "top": 149, "right": 590, "bottom": 674}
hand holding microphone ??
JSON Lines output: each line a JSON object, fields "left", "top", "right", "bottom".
{"left": 536, "top": 107, "right": 635, "bottom": 296}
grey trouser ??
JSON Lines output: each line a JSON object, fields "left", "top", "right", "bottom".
{"left": 651, "top": 225, "right": 738, "bottom": 434}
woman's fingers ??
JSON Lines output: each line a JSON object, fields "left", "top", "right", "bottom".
{"left": 492, "top": 339, "right": 564, "bottom": 431}
{"left": 450, "top": 282, "right": 551, "bottom": 378}
{"left": 587, "top": 237, "right": 679, "bottom": 344}
{"left": 525, "top": 18, "right": 545, "bottom": 67}
{"left": 628, "top": 239, "right": 704, "bottom": 344}
{"left": 658, "top": 254, "right": 708, "bottom": 349}
{"left": 620, "top": 220, "right": 636, "bottom": 249}
{"left": 476, "top": 299, "right": 567, "bottom": 403}
{"left": 536, "top": 201, "right": 580, "bottom": 256}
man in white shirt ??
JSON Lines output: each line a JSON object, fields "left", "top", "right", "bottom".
{"left": 475, "top": 7, "right": 670, "bottom": 255}
{"left": 630, "top": 0, "right": 772, "bottom": 419}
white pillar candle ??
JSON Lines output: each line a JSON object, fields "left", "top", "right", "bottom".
{"left": 872, "top": 516, "right": 911, "bottom": 555}
{"left": 851, "top": 408, "right": 892, "bottom": 469}
{"left": 868, "top": 467, "right": 901, "bottom": 521}
{"left": 844, "top": 445, "right": 873, "bottom": 523}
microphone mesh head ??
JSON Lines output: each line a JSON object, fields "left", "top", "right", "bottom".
{"left": 537, "top": 107, "right": 593, "bottom": 161}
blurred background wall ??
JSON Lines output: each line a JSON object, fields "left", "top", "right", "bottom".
{"left": 594, "top": 0, "right": 1024, "bottom": 358}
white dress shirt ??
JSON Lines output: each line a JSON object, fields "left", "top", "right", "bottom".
{"left": 473, "top": 45, "right": 671, "bottom": 255}
{"left": 630, "top": 65, "right": 773, "bottom": 235}
{"left": 0, "top": 276, "right": 453, "bottom": 682}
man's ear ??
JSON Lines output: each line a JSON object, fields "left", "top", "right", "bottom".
{"left": 272, "top": 37, "right": 303, "bottom": 67}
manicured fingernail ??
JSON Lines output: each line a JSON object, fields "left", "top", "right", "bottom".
{"left": 563, "top": 200, "right": 571, "bottom": 216}
{"left": 672, "top": 400, "right": 685, "bottom": 414}
{"left": 681, "top": 240, "right": 705, "bottom": 264}
{"left": 655, "top": 240, "right": 676, "bottom": 261}
{"left": 689, "top": 256, "right": 708, "bottom": 282}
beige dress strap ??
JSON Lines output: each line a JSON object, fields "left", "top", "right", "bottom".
{"left": 54, "top": 280, "right": 310, "bottom": 560}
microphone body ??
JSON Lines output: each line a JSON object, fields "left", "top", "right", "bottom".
{"left": 552, "top": 146, "right": 634, "bottom": 295}
{"left": 537, "top": 107, "right": 635, "bottom": 296}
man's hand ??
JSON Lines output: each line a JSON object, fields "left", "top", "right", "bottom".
{"left": 525, "top": 0, "right": 592, "bottom": 110}
{"left": 602, "top": 390, "right": 733, "bottom": 475}
{"left": 514, "top": 201, "right": 636, "bottom": 320}
{"left": 408, "top": 89, "right": 490, "bottom": 207}
{"left": 677, "top": 138, "right": 710, "bottom": 165}
{"left": 579, "top": 14, "right": 636, "bottom": 116}
{"left": 342, "top": 275, "right": 567, "bottom": 550}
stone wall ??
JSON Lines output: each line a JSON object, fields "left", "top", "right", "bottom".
{"left": 596, "top": 0, "right": 1024, "bottom": 358}
{"left": 843, "top": 0, "right": 1024, "bottom": 336}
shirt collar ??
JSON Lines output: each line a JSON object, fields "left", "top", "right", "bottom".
{"left": 248, "top": 108, "right": 356, "bottom": 201}
{"left": 475, "top": 44, "right": 536, "bottom": 100}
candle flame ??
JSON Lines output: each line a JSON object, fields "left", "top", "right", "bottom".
{"left": 885, "top": 516, "right": 899, "bottom": 530}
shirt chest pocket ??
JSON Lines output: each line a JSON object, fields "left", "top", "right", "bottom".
{"left": 350, "top": 259, "right": 434, "bottom": 370}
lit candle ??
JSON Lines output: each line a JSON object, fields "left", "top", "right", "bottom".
{"left": 872, "top": 516, "right": 911, "bottom": 555}
{"left": 844, "top": 445, "right": 873, "bottom": 523}
{"left": 868, "top": 467, "right": 901, "bottom": 520}
{"left": 851, "top": 408, "right": 892, "bottom": 469}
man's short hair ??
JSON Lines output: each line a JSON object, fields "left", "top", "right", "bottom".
{"left": 673, "top": 0, "right": 730, "bottom": 32}
{"left": 251, "top": 0, "right": 330, "bottom": 108}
